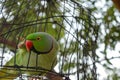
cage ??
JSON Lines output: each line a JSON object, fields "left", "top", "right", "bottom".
{"left": 0, "top": 0, "right": 98, "bottom": 80}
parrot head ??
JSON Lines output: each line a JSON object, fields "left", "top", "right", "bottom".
{"left": 25, "top": 32, "right": 53, "bottom": 54}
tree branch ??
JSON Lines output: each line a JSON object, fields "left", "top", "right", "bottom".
{"left": 0, "top": 37, "right": 17, "bottom": 48}
{"left": 46, "top": 72, "right": 63, "bottom": 80}
{"left": 112, "top": 0, "right": 120, "bottom": 11}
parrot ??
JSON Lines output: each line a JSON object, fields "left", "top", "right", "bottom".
{"left": 0, "top": 32, "right": 59, "bottom": 80}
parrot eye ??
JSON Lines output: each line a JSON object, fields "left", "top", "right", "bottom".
{"left": 36, "top": 37, "right": 41, "bottom": 41}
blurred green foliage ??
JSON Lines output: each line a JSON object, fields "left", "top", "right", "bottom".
{"left": 0, "top": 0, "right": 120, "bottom": 80}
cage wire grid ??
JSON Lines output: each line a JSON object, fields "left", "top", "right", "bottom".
{"left": 0, "top": 0, "right": 98, "bottom": 80}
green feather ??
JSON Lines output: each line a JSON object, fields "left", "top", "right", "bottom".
{"left": 0, "top": 48, "right": 27, "bottom": 80}
{"left": 0, "top": 32, "right": 59, "bottom": 80}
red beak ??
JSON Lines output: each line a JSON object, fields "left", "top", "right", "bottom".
{"left": 25, "top": 40, "right": 33, "bottom": 52}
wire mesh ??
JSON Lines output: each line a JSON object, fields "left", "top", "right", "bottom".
{"left": 0, "top": 0, "right": 98, "bottom": 80}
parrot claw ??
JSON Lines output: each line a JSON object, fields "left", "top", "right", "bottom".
{"left": 18, "top": 40, "right": 25, "bottom": 49}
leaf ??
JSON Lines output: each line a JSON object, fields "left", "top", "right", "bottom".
{"left": 63, "top": 62, "right": 75, "bottom": 72}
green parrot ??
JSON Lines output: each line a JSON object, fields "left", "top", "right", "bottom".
{"left": 0, "top": 32, "right": 59, "bottom": 80}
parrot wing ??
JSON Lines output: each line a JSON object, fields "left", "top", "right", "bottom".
{"left": 0, "top": 41, "right": 28, "bottom": 80}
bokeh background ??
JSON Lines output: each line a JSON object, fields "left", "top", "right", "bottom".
{"left": 0, "top": 0, "right": 120, "bottom": 80}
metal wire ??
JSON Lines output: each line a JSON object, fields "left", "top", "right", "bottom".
{"left": 0, "top": 0, "right": 98, "bottom": 80}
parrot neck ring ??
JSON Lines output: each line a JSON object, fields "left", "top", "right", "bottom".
{"left": 31, "top": 40, "right": 53, "bottom": 54}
